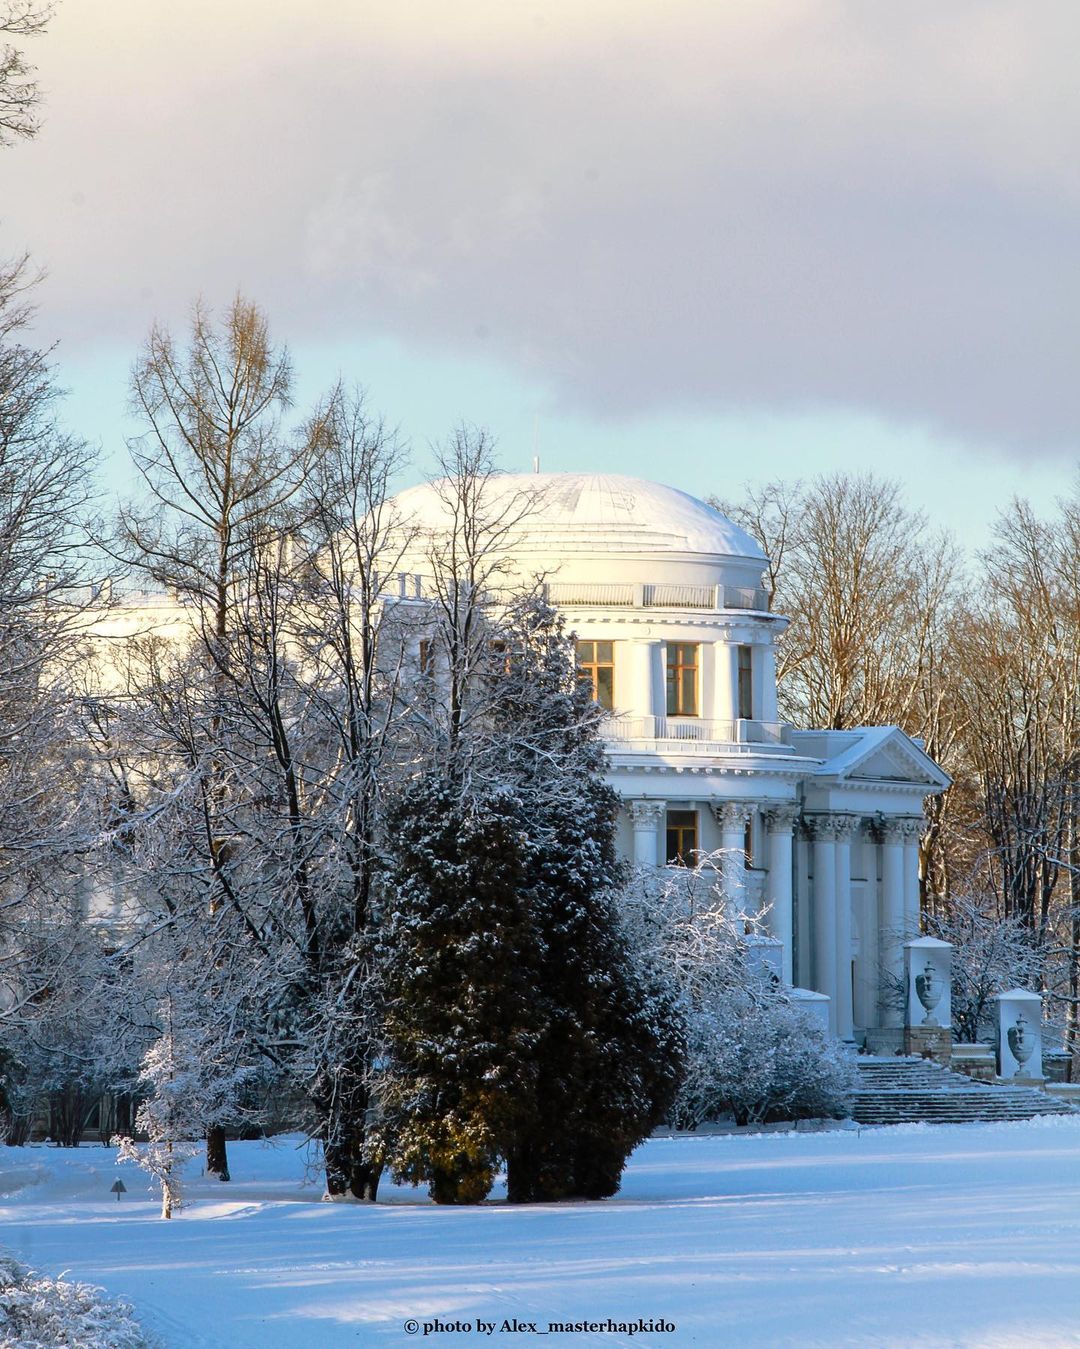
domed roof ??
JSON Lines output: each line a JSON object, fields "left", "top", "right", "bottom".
{"left": 391, "top": 472, "right": 765, "bottom": 561}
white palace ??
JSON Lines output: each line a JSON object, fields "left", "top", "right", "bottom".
{"left": 393, "top": 472, "right": 951, "bottom": 1049}
{"left": 101, "top": 470, "right": 950, "bottom": 1050}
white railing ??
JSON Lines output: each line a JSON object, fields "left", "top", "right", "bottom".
{"left": 603, "top": 716, "right": 788, "bottom": 746}
{"left": 543, "top": 580, "right": 771, "bottom": 611}
{"left": 545, "top": 581, "right": 636, "bottom": 606}
{"left": 642, "top": 582, "right": 714, "bottom": 608}
{"left": 721, "top": 585, "right": 770, "bottom": 611}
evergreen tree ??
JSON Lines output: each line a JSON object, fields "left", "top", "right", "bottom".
{"left": 376, "top": 778, "right": 542, "bottom": 1204}
{"left": 494, "top": 599, "right": 683, "bottom": 1201}
{"left": 378, "top": 595, "right": 682, "bottom": 1203}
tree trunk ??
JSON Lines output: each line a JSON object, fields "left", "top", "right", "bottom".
{"left": 206, "top": 1125, "right": 230, "bottom": 1181}
{"left": 323, "top": 1129, "right": 381, "bottom": 1201}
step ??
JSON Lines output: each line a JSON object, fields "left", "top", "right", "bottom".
{"left": 848, "top": 1054, "right": 1077, "bottom": 1126}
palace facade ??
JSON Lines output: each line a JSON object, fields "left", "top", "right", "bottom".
{"left": 392, "top": 472, "right": 951, "bottom": 1047}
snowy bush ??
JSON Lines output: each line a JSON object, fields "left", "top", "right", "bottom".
{"left": 620, "top": 861, "right": 856, "bottom": 1128}
{"left": 0, "top": 1253, "right": 151, "bottom": 1348}
{"left": 679, "top": 984, "right": 856, "bottom": 1127}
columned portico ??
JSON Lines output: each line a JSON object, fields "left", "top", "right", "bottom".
{"left": 629, "top": 799, "right": 664, "bottom": 868}
{"left": 901, "top": 817, "right": 924, "bottom": 936}
{"left": 877, "top": 818, "right": 907, "bottom": 1028}
{"left": 762, "top": 803, "right": 798, "bottom": 985}
{"left": 800, "top": 812, "right": 859, "bottom": 1039}
{"left": 831, "top": 814, "right": 858, "bottom": 1042}
{"left": 804, "top": 814, "right": 838, "bottom": 1034}
{"left": 712, "top": 800, "right": 754, "bottom": 920}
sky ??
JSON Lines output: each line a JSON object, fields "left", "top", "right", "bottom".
{"left": 3, "top": 0, "right": 1079, "bottom": 551}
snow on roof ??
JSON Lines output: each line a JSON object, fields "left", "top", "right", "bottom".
{"left": 390, "top": 472, "right": 767, "bottom": 561}
{"left": 792, "top": 725, "right": 952, "bottom": 789}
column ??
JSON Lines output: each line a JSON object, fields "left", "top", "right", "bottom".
{"left": 804, "top": 814, "right": 838, "bottom": 1034}
{"left": 631, "top": 640, "right": 661, "bottom": 729}
{"left": 832, "top": 814, "right": 858, "bottom": 1042}
{"left": 629, "top": 800, "right": 664, "bottom": 869}
{"left": 712, "top": 640, "right": 739, "bottom": 731}
{"left": 757, "top": 642, "right": 778, "bottom": 724}
{"left": 854, "top": 833, "right": 879, "bottom": 1031}
{"left": 795, "top": 830, "right": 811, "bottom": 988}
{"left": 878, "top": 818, "right": 906, "bottom": 1029}
{"left": 901, "top": 818, "right": 924, "bottom": 938}
{"left": 712, "top": 800, "right": 753, "bottom": 921}
{"left": 762, "top": 803, "right": 798, "bottom": 986}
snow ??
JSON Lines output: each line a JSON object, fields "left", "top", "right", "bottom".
{"left": 4, "top": 1121, "right": 1080, "bottom": 1347}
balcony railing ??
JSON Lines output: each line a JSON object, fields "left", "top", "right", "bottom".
{"left": 603, "top": 716, "right": 789, "bottom": 747}
{"left": 545, "top": 581, "right": 637, "bottom": 606}
{"left": 544, "top": 581, "right": 770, "bottom": 611}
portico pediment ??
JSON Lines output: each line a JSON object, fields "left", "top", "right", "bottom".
{"left": 850, "top": 744, "right": 929, "bottom": 784}
{"left": 801, "top": 726, "right": 951, "bottom": 793}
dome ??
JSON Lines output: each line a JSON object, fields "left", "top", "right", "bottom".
{"left": 390, "top": 472, "right": 765, "bottom": 562}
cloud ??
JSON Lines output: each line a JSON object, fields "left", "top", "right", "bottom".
{"left": 5, "top": 0, "right": 1080, "bottom": 453}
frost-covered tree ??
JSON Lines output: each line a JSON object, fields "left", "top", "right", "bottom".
{"left": 0, "top": 260, "right": 105, "bottom": 1145}
{"left": 110, "top": 295, "right": 326, "bottom": 1181}
{"left": 102, "top": 369, "right": 422, "bottom": 1200}
{"left": 621, "top": 861, "right": 854, "bottom": 1128}
{"left": 116, "top": 989, "right": 257, "bottom": 1219}
{"left": 922, "top": 894, "right": 1044, "bottom": 1044}
{"left": 490, "top": 598, "right": 682, "bottom": 1202}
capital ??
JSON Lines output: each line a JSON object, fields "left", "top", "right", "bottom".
{"left": 712, "top": 800, "right": 755, "bottom": 831}
{"left": 876, "top": 815, "right": 925, "bottom": 844}
{"left": 762, "top": 802, "right": 800, "bottom": 832}
{"left": 901, "top": 816, "right": 926, "bottom": 840}
{"left": 629, "top": 799, "right": 665, "bottom": 828}
{"left": 802, "top": 812, "right": 858, "bottom": 842}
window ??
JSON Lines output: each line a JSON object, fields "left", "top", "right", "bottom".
{"left": 666, "top": 643, "right": 699, "bottom": 716}
{"left": 486, "top": 639, "right": 512, "bottom": 675}
{"left": 737, "top": 644, "right": 753, "bottom": 720}
{"left": 418, "top": 638, "right": 434, "bottom": 674}
{"left": 576, "top": 639, "right": 614, "bottom": 710}
{"left": 666, "top": 809, "right": 698, "bottom": 866}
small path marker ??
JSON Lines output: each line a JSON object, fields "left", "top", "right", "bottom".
{"left": 111, "top": 1179, "right": 127, "bottom": 1202}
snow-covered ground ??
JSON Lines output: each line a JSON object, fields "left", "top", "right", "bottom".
{"left": 3, "top": 1120, "right": 1080, "bottom": 1348}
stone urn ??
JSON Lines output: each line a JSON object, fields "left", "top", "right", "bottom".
{"left": 915, "top": 962, "right": 944, "bottom": 1026}
{"left": 1007, "top": 1014, "right": 1035, "bottom": 1070}
{"left": 995, "top": 988, "right": 1043, "bottom": 1080}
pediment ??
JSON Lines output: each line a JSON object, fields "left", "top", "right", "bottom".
{"left": 850, "top": 744, "right": 930, "bottom": 783}
{"left": 815, "top": 726, "right": 951, "bottom": 792}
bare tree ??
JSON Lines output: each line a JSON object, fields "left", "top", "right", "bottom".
{"left": 418, "top": 425, "right": 542, "bottom": 780}
{"left": 113, "top": 295, "right": 324, "bottom": 1180}
{"left": 718, "top": 473, "right": 963, "bottom": 898}
{"left": 0, "top": 2, "right": 51, "bottom": 147}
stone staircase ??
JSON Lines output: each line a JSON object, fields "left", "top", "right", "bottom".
{"left": 850, "top": 1055, "right": 1077, "bottom": 1125}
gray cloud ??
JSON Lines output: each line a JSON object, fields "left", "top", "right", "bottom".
{"left": 5, "top": 0, "right": 1080, "bottom": 453}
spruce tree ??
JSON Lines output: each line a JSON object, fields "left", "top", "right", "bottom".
{"left": 378, "top": 595, "right": 682, "bottom": 1203}
{"left": 494, "top": 599, "right": 683, "bottom": 1202}
{"left": 376, "top": 777, "right": 544, "bottom": 1204}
